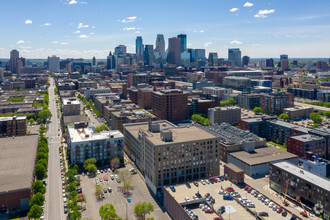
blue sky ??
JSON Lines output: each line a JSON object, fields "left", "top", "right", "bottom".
{"left": 1, "top": 0, "right": 330, "bottom": 59}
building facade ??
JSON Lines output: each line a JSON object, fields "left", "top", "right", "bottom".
{"left": 0, "top": 116, "right": 27, "bottom": 137}
{"left": 208, "top": 106, "right": 241, "bottom": 125}
{"left": 62, "top": 98, "right": 80, "bottom": 116}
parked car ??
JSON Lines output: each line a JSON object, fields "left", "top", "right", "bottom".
{"left": 186, "top": 183, "right": 191, "bottom": 188}
{"left": 108, "top": 187, "right": 112, "bottom": 193}
{"left": 205, "top": 209, "right": 214, "bottom": 213}
{"left": 101, "top": 193, "right": 105, "bottom": 199}
{"left": 223, "top": 195, "right": 233, "bottom": 200}
{"left": 193, "top": 181, "right": 199, "bottom": 187}
{"left": 127, "top": 197, "right": 131, "bottom": 203}
{"left": 277, "top": 207, "right": 283, "bottom": 213}
{"left": 201, "top": 180, "right": 206, "bottom": 185}
{"left": 259, "top": 212, "right": 269, "bottom": 217}
{"left": 282, "top": 210, "right": 288, "bottom": 217}
{"left": 170, "top": 185, "right": 176, "bottom": 192}
{"left": 185, "top": 197, "right": 190, "bottom": 202}
{"left": 244, "top": 186, "right": 250, "bottom": 191}
{"left": 268, "top": 202, "right": 274, "bottom": 208}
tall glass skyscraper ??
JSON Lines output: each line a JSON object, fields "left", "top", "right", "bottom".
{"left": 177, "top": 34, "right": 187, "bottom": 52}
{"left": 144, "top": 45, "right": 154, "bottom": 66}
{"left": 228, "top": 48, "right": 242, "bottom": 67}
{"left": 136, "top": 36, "right": 144, "bottom": 59}
{"left": 155, "top": 34, "right": 165, "bottom": 53}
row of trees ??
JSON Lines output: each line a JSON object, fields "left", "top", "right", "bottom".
{"left": 220, "top": 98, "right": 236, "bottom": 107}
{"left": 191, "top": 114, "right": 210, "bottom": 126}
{"left": 304, "top": 101, "right": 330, "bottom": 108}
{"left": 77, "top": 94, "right": 100, "bottom": 116}
{"left": 310, "top": 112, "right": 323, "bottom": 127}
{"left": 27, "top": 135, "right": 49, "bottom": 219}
{"left": 99, "top": 202, "right": 154, "bottom": 220}
{"left": 95, "top": 124, "right": 110, "bottom": 133}
{"left": 65, "top": 165, "right": 85, "bottom": 220}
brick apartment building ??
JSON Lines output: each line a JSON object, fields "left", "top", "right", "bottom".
{"left": 138, "top": 88, "right": 153, "bottom": 109}
{"left": 62, "top": 98, "right": 80, "bottom": 116}
{"left": 152, "top": 89, "right": 188, "bottom": 122}
{"left": 287, "top": 134, "right": 326, "bottom": 158}
{"left": 0, "top": 116, "right": 27, "bottom": 137}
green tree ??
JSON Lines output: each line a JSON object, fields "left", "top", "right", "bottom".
{"left": 220, "top": 98, "right": 236, "bottom": 107}
{"left": 32, "top": 180, "right": 46, "bottom": 194}
{"left": 253, "top": 107, "right": 263, "bottom": 114}
{"left": 310, "top": 112, "right": 322, "bottom": 124}
{"left": 35, "top": 163, "right": 47, "bottom": 180}
{"left": 83, "top": 158, "right": 97, "bottom": 168}
{"left": 27, "top": 204, "right": 43, "bottom": 220}
{"left": 38, "top": 109, "right": 52, "bottom": 124}
{"left": 99, "top": 204, "right": 122, "bottom": 220}
{"left": 76, "top": 194, "right": 86, "bottom": 209}
{"left": 71, "top": 209, "right": 82, "bottom": 220}
{"left": 134, "top": 202, "right": 154, "bottom": 220}
{"left": 28, "top": 118, "right": 35, "bottom": 124}
{"left": 118, "top": 170, "right": 132, "bottom": 192}
{"left": 86, "top": 163, "right": 97, "bottom": 174}
{"left": 279, "top": 113, "right": 289, "bottom": 121}
{"left": 110, "top": 157, "right": 120, "bottom": 172}
{"left": 324, "top": 111, "right": 330, "bottom": 118}
{"left": 67, "top": 182, "right": 77, "bottom": 193}
{"left": 37, "top": 152, "right": 48, "bottom": 161}
{"left": 29, "top": 192, "right": 45, "bottom": 207}
{"left": 95, "top": 184, "right": 103, "bottom": 199}
{"left": 203, "top": 118, "right": 210, "bottom": 126}
{"left": 95, "top": 124, "right": 110, "bottom": 133}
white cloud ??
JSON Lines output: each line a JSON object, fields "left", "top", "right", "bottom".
{"left": 89, "top": 32, "right": 95, "bottom": 35}
{"left": 254, "top": 9, "right": 275, "bottom": 18}
{"left": 52, "top": 41, "right": 59, "bottom": 44}
{"left": 204, "top": 42, "right": 213, "bottom": 47}
{"left": 78, "top": 23, "right": 89, "bottom": 29}
{"left": 251, "top": 43, "right": 260, "bottom": 47}
{"left": 74, "top": 30, "right": 81, "bottom": 34}
{"left": 122, "top": 27, "right": 142, "bottom": 31}
{"left": 79, "top": 34, "right": 89, "bottom": 38}
{"left": 135, "top": 31, "right": 141, "bottom": 34}
{"left": 92, "top": 26, "right": 95, "bottom": 28}
{"left": 230, "top": 40, "right": 243, "bottom": 44}
{"left": 121, "top": 16, "right": 137, "bottom": 23}
{"left": 69, "top": 0, "right": 77, "bottom": 4}
{"left": 16, "top": 40, "right": 25, "bottom": 44}
{"left": 19, "top": 46, "right": 32, "bottom": 49}
{"left": 60, "top": 42, "right": 69, "bottom": 45}
{"left": 244, "top": 2, "right": 254, "bottom": 7}
{"left": 229, "top": 8, "right": 238, "bottom": 12}
{"left": 25, "top": 20, "right": 32, "bottom": 24}
{"left": 43, "top": 23, "right": 51, "bottom": 26}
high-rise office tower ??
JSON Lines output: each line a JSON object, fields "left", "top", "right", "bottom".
{"left": 136, "top": 36, "right": 144, "bottom": 59}
{"left": 266, "top": 58, "right": 274, "bottom": 67}
{"left": 208, "top": 52, "right": 218, "bottom": 66}
{"left": 228, "top": 48, "right": 241, "bottom": 67}
{"left": 280, "top": 54, "right": 289, "bottom": 70}
{"left": 107, "top": 51, "right": 116, "bottom": 69}
{"left": 114, "top": 45, "right": 127, "bottom": 56}
{"left": 144, "top": 45, "right": 154, "bottom": 66}
{"left": 177, "top": 34, "right": 187, "bottom": 52}
{"left": 242, "top": 56, "right": 250, "bottom": 66}
{"left": 9, "top": 49, "right": 19, "bottom": 74}
{"left": 181, "top": 51, "right": 191, "bottom": 67}
{"left": 48, "top": 55, "right": 60, "bottom": 73}
{"left": 155, "top": 34, "right": 165, "bottom": 53}
{"left": 280, "top": 54, "right": 288, "bottom": 60}
{"left": 187, "top": 49, "right": 195, "bottom": 63}
{"left": 168, "top": 37, "right": 181, "bottom": 66}
{"left": 0, "top": 68, "right": 4, "bottom": 81}
{"left": 92, "top": 56, "right": 96, "bottom": 66}
{"left": 195, "top": 49, "right": 206, "bottom": 61}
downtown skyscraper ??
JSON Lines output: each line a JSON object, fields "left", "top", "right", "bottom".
{"left": 136, "top": 36, "right": 144, "bottom": 60}
{"left": 168, "top": 37, "right": 181, "bottom": 66}
{"left": 228, "top": 48, "right": 242, "bottom": 67}
{"left": 155, "top": 34, "right": 165, "bottom": 53}
{"left": 144, "top": 45, "right": 154, "bottom": 66}
{"left": 177, "top": 34, "right": 187, "bottom": 52}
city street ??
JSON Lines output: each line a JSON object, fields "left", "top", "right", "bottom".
{"left": 45, "top": 77, "right": 64, "bottom": 220}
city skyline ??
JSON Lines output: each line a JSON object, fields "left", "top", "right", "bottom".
{"left": 1, "top": 0, "right": 330, "bottom": 58}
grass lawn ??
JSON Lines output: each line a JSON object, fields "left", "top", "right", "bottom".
{"left": 268, "top": 141, "right": 287, "bottom": 151}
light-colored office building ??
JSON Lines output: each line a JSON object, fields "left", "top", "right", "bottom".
{"left": 284, "top": 106, "right": 314, "bottom": 120}
{"left": 48, "top": 55, "right": 60, "bottom": 73}
{"left": 208, "top": 106, "right": 241, "bottom": 125}
{"left": 123, "top": 121, "right": 220, "bottom": 196}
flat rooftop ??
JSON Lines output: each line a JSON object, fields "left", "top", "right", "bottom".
{"left": 289, "top": 134, "right": 324, "bottom": 142}
{"left": 229, "top": 146, "right": 297, "bottom": 166}
{"left": 0, "top": 116, "right": 26, "bottom": 122}
{"left": 63, "top": 98, "right": 80, "bottom": 105}
{"left": 124, "top": 121, "right": 217, "bottom": 146}
{"left": 68, "top": 126, "right": 123, "bottom": 143}
{"left": 272, "top": 161, "right": 330, "bottom": 192}
{"left": 0, "top": 135, "right": 39, "bottom": 192}
{"left": 284, "top": 106, "right": 313, "bottom": 111}
{"left": 268, "top": 120, "right": 311, "bottom": 133}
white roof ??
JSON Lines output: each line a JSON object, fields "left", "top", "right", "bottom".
{"left": 68, "top": 126, "right": 123, "bottom": 143}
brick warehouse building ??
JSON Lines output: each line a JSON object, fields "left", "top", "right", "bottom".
{"left": 0, "top": 116, "right": 27, "bottom": 137}
{"left": 287, "top": 134, "right": 326, "bottom": 158}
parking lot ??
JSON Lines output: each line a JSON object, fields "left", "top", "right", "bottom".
{"left": 80, "top": 164, "right": 169, "bottom": 220}
{"left": 167, "top": 177, "right": 293, "bottom": 220}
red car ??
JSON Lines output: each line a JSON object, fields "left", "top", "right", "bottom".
{"left": 205, "top": 209, "right": 214, "bottom": 213}
{"left": 212, "top": 178, "right": 218, "bottom": 183}
{"left": 244, "top": 186, "right": 250, "bottom": 191}
{"left": 227, "top": 188, "right": 235, "bottom": 192}
{"left": 103, "top": 176, "right": 108, "bottom": 181}
{"left": 122, "top": 189, "right": 126, "bottom": 194}
{"left": 62, "top": 185, "right": 66, "bottom": 189}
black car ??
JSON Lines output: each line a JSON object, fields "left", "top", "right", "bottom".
{"left": 193, "top": 181, "right": 199, "bottom": 187}
{"left": 209, "top": 178, "right": 214, "bottom": 184}
{"left": 259, "top": 212, "right": 269, "bottom": 217}
{"left": 186, "top": 183, "right": 191, "bottom": 188}
{"left": 282, "top": 210, "right": 287, "bottom": 217}
{"left": 64, "top": 208, "right": 68, "bottom": 214}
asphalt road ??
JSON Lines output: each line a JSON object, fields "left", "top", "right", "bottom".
{"left": 45, "top": 77, "right": 64, "bottom": 220}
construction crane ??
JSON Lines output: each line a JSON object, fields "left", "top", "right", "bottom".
{"left": 283, "top": 179, "right": 290, "bottom": 206}
{"left": 296, "top": 197, "right": 308, "bottom": 218}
